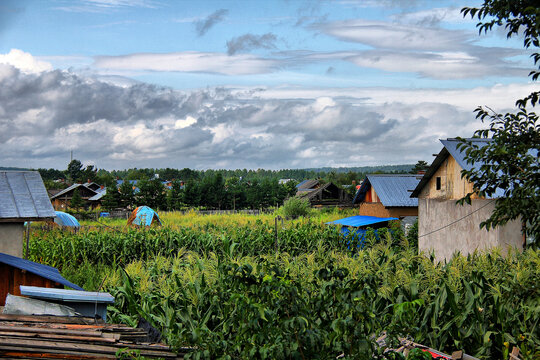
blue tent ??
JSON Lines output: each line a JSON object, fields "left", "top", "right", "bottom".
{"left": 326, "top": 215, "right": 398, "bottom": 248}
{"left": 54, "top": 211, "right": 80, "bottom": 227}
{"left": 127, "top": 206, "right": 162, "bottom": 226}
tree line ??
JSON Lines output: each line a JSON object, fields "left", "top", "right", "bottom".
{"left": 99, "top": 174, "right": 298, "bottom": 211}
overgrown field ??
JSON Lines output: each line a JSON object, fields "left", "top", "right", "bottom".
{"left": 29, "top": 211, "right": 539, "bottom": 359}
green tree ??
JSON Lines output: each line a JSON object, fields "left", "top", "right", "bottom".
{"left": 101, "top": 187, "right": 121, "bottom": 211}
{"left": 119, "top": 181, "right": 136, "bottom": 210}
{"left": 460, "top": 1, "right": 540, "bottom": 240}
{"left": 137, "top": 178, "right": 166, "bottom": 210}
{"left": 67, "top": 159, "right": 83, "bottom": 183}
{"left": 70, "top": 188, "right": 84, "bottom": 210}
{"left": 167, "top": 180, "right": 184, "bottom": 210}
{"left": 409, "top": 160, "right": 429, "bottom": 174}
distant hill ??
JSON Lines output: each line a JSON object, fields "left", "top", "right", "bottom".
{"left": 0, "top": 166, "right": 32, "bottom": 171}
{"left": 305, "top": 165, "right": 414, "bottom": 174}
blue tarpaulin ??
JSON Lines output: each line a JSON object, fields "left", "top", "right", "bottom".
{"left": 326, "top": 215, "right": 398, "bottom": 227}
{"left": 326, "top": 215, "right": 398, "bottom": 248}
{"left": 128, "top": 206, "right": 161, "bottom": 226}
{"left": 54, "top": 211, "right": 80, "bottom": 227}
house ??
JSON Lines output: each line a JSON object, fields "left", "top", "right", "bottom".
{"left": 353, "top": 174, "right": 421, "bottom": 220}
{"left": 410, "top": 138, "right": 523, "bottom": 261}
{"left": 0, "top": 171, "right": 56, "bottom": 257}
{"left": 49, "top": 182, "right": 105, "bottom": 210}
{"left": 297, "top": 181, "right": 351, "bottom": 207}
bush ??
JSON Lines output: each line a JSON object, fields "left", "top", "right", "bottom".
{"left": 279, "top": 196, "right": 311, "bottom": 218}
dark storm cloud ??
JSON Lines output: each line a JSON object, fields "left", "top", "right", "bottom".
{"left": 195, "top": 9, "right": 228, "bottom": 36}
{"left": 226, "top": 33, "right": 277, "bottom": 55}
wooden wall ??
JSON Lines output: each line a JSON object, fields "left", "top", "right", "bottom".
{"left": 358, "top": 202, "right": 418, "bottom": 218}
{"left": 418, "top": 155, "right": 476, "bottom": 200}
{"left": 0, "top": 264, "right": 62, "bottom": 306}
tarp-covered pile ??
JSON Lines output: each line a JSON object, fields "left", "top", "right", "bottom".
{"left": 127, "top": 206, "right": 162, "bottom": 227}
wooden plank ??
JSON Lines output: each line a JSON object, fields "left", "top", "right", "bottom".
{"left": 0, "top": 346, "right": 115, "bottom": 359}
{"left": 0, "top": 337, "right": 178, "bottom": 358}
{"left": 0, "top": 330, "right": 117, "bottom": 343}
{"left": 0, "top": 325, "right": 104, "bottom": 337}
{"left": 0, "top": 314, "right": 103, "bottom": 324}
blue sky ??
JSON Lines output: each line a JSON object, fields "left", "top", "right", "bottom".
{"left": 0, "top": 0, "right": 535, "bottom": 170}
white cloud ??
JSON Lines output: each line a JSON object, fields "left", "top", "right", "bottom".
{"left": 0, "top": 49, "right": 53, "bottom": 74}
{"left": 318, "top": 19, "right": 467, "bottom": 51}
{"left": 94, "top": 52, "right": 278, "bottom": 75}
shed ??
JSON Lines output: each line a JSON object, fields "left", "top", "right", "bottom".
{"left": 410, "top": 138, "right": 524, "bottom": 261}
{"left": 127, "top": 206, "right": 162, "bottom": 227}
{"left": 0, "top": 171, "right": 55, "bottom": 258}
{"left": 0, "top": 252, "right": 83, "bottom": 306}
{"left": 353, "top": 174, "right": 420, "bottom": 219}
{"left": 297, "top": 182, "right": 351, "bottom": 207}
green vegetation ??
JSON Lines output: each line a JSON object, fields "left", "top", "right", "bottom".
{"left": 28, "top": 211, "right": 539, "bottom": 359}
{"left": 278, "top": 196, "right": 312, "bottom": 218}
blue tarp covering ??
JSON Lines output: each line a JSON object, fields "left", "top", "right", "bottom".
{"left": 54, "top": 211, "right": 80, "bottom": 227}
{"left": 327, "top": 216, "right": 398, "bottom": 249}
{"left": 130, "top": 206, "right": 161, "bottom": 226}
{"left": 0, "top": 252, "right": 83, "bottom": 290}
{"left": 326, "top": 215, "right": 398, "bottom": 227}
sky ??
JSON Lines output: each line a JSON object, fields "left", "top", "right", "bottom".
{"left": 0, "top": 0, "right": 535, "bottom": 171}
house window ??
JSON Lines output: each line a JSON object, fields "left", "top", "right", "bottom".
{"left": 436, "top": 177, "right": 441, "bottom": 190}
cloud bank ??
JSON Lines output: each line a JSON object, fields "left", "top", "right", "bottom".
{"left": 1, "top": 57, "right": 532, "bottom": 170}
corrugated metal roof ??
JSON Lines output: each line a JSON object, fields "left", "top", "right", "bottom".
{"left": 50, "top": 183, "right": 99, "bottom": 200}
{"left": 296, "top": 179, "right": 319, "bottom": 189}
{"left": 0, "top": 171, "right": 55, "bottom": 221}
{"left": 440, "top": 138, "right": 491, "bottom": 172}
{"left": 354, "top": 174, "right": 420, "bottom": 207}
{"left": 326, "top": 215, "right": 398, "bottom": 227}
{"left": 88, "top": 188, "right": 106, "bottom": 201}
{"left": 20, "top": 286, "right": 114, "bottom": 303}
{"left": 0, "top": 252, "right": 83, "bottom": 290}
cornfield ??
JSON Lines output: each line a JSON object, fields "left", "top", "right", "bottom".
{"left": 28, "top": 211, "right": 540, "bottom": 359}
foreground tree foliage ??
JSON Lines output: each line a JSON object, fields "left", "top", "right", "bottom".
{"left": 459, "top": 2, "right": 540, "bottom": 240}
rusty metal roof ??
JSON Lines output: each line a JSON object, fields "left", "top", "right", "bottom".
{"left": 0, "top": 171, "right": 55, "bottom": 221}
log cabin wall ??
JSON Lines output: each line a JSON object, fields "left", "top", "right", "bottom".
{"left": 0, "top": 263, "right": 62, "bottom": 306}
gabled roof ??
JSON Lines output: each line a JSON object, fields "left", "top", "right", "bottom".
{"left": 50, "top": 183, "right": 99, "bottom": 200}
{"left": 0, "top": 252, "right": 83, "bottom": 290}
{"left": 353, "top": 174, "right": 420, "bottom": 207}
{"left": 296, "top": 179, "right": 319, "bottom": 189}
{"left": 410, "top": 138, "right": 500, "bottom": 198}
{"left": 0, "top": 171, "right": 55, "bottom": 221}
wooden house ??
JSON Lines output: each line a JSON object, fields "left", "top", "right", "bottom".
{"left": 0, "top": 171, "right": 55, "bottom": 258}
{"left": 353, "top": 174, "right": 420, "bottom": 219}
{"left": 0, "top": 252, "right": 83, "bottom": 306}
{"left": 297, "top": 181, "right": 351, "bottom": 207}
{"left": 49, "top": 182, "right": 105, "bottom": 210}
{"left": 410, "top": 138, "right": 523, "bottom": 261}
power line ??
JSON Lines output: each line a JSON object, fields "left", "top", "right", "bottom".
{"left": 418, "top": 199, "right": 496, "bottom": 238}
